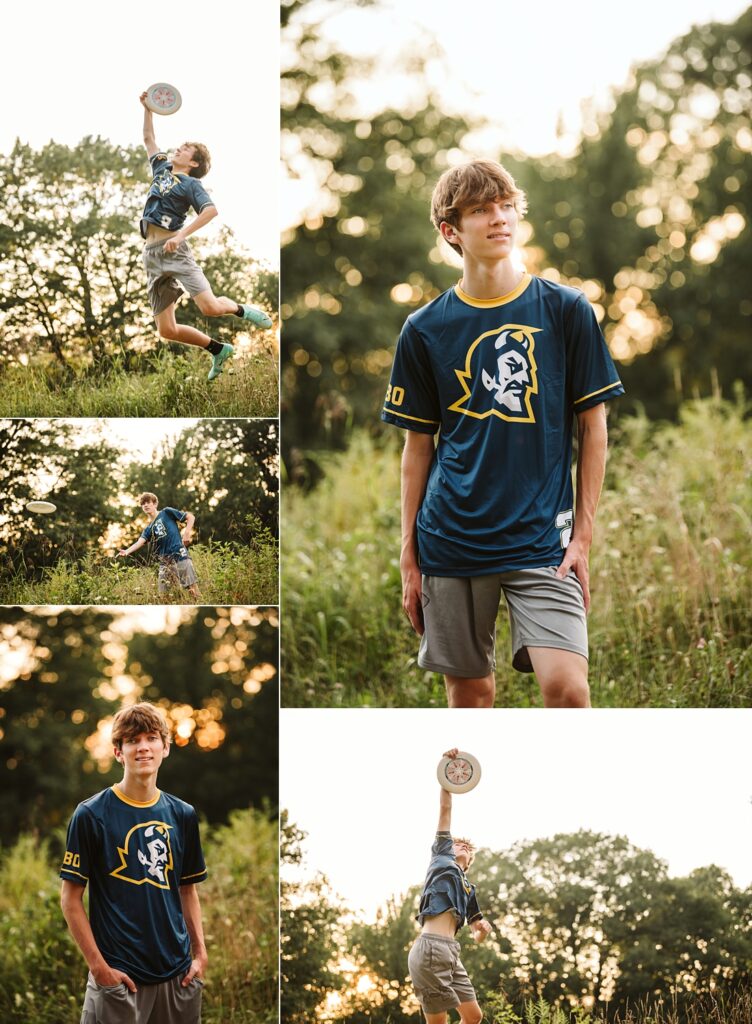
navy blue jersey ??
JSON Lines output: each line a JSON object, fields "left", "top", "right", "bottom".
{"left": 140, "top": 152, "right": 214, "bottom": 238}
{"left": 417, "top": 832, "right": 482, "bottom": 933}
{"left": 60, "top": 786, "right": 207, "bottom": 984}
{"left": 382, "top": 275, "right": 624, "bottom": 575}
{"left": 141, "top": 508, "right": 189, "bottom": 561}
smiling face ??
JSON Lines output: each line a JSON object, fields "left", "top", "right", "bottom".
{"left": 441, "top": 195, "right": 519, "bottom": 262}
{"left": 452, "top": 839, "right": 475, "bottom": 870}
{"left": 114, "top": 730, "right": 170, "bottom": 779}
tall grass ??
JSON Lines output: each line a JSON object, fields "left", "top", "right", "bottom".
{"left": 282, "top": 395, "right": 752, "bottom": 707}
{"left": 0, "top": 541, "right": 278, "bottom": 606}
{"left": 0, "top": 810, "right": 278, "bottom": 1024}
{"left": 486, "top": 991, "right": 752, "bottom": 1024}
{"left": 0, "top": 344, "right": 278, "bottom": 418}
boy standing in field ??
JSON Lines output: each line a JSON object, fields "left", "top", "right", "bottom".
{"left": 139, "top": 90, "right": 273, "bottom": 381}
{"left": 60, "top": 702, "right": 208, "bottom": 1023}
{"left": 382, "top": 160, "right": 624, "bottom": 709}
{"left": 408, "top": 748, "right": 491, "bottom": 1024}
{"left": 118, "top": 492, "right": 201, "bottom": 601}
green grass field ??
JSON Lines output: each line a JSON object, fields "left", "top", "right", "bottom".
{"left": 0, "top": 343, "right": 278, "bottom": 418}
{"left": 282, "top": 395, "right": 752, "bottom": 707}
{"left": 0, "top": 809, "right": 278, "bottom": 1024}
{"left": 0, "top": 542, "right": 278, "bottom": 606}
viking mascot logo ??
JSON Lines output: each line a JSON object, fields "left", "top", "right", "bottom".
{"left": 449, "top": 323, "right": 541, "bottom": 423}
{"left": 111, "top": 821, "right": 174, "bottom": 889}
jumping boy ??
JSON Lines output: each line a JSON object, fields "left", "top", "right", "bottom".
{"left": 139, "top": 90, "right": 273, "bottom": 380}
{"left": 408, "top": 748, "right": 491, "bottom": 1024}
{"left": 382, "top": 159, "right": 624, "bottom": 709}
{"left": 60, "top": 701, "right": 208, "bottom": 1023}
{"left": 118, "top": 492, "right": 201, "bottom": 601}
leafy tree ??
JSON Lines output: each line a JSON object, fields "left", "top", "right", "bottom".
{"left": 124, "top": 419, "right": 279, "bottom": 543}
{"left": 280, "top": 813, "right": 345, "bottom": 1023}
{"left": 0, "top": 607, "right": 119, "bottom": 844}
{"left": 0, "top": 419, "right": 122, "bottom": 575}
{"left": 0, "top": 137, "right": 276, "bottom": 370}
{"left": 282, "top": 0, "right": 474, "bottom": 461}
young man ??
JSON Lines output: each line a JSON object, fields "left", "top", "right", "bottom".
{"left": 139, "top": 90, "right": 273, "bottom": 381}
{"left": 60, "top": 702, "right": 208, "bottom": 1024}
{"left": 382, "top": 159, "right": 624, "bottom": 709}
{"left": 408, "top": 748, "right": 491, "bottom": 1024}
{"left": 118, "top": 492, "right": 201, "bottom": 601}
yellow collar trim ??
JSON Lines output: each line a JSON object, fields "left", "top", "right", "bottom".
{"left": 112, "top": 784, "right": 161, "bottom": 808}
{"left": 454, "top": 273, "right": 532, "bottom": 308}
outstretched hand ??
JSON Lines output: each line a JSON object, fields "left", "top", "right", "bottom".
{"left": 443, "top": 748, "right": 459, "bottom": 760}
{"left": 471, "top": 919, "right": 492, "bottom": 943}
{"left": 139, "top": 91, "right": 151, "bottom": 110}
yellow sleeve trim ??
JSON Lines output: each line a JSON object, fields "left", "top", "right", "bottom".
{"left": 180, "top": 869, "right": 208, "bottom": 881}
{"left": 382, "top": 407, "right": 440, "bottom": 426}
{"left": 61, "top": 868, "right": 89, "bottom": 881}
{"left": 574, "top": 381, "right": 623, "bottom": 405}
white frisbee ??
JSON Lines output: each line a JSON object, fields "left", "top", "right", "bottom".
{"left": 437, "top": 751, "right": 481, "bottom": 794}
{"left": 26, "top": 500, "right": 57, "bottom": 514}
{"left": 144, "top": 82, "right": 182, "bottom": 116}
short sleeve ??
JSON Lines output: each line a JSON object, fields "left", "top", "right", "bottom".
{"left": 565, "top": 293, "right": 625, "bottom": 411}
{"left": 179, "top": 808, "right": 208, "bottom": 885}
{"left": 467, "top": 888, "right": 483, "bottom": 924}
{"left": 149, "top": 152, "right": 171, "bottom": 178}
{"left": 60, "top": 805, "right": 95, "bottom": 886}
{"left": 189, "top": 178, "right": 215, "bottom": 215}
{"left": 163, "top": 508, "right": 187, "bottom": 523}
{"left": 431, "top": 831, "right": 454, "bottom": 857}
{"left": 140, "top": 522, "right": 153, "bottom": 541}
{"left": 381, "top": 319, "right": 441, "bottom": 434}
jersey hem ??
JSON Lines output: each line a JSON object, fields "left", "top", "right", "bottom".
{"left": 419, "top": 558, "right": 561, "bottom": 578}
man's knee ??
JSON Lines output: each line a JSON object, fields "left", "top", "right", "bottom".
{"left": 459, "top": 1004, "right": 483, "bottom": 1024}
{"left": 542, "top": 675, "right": 590, "bottom": 708}
{"left": 157, "top": 321, "right": 179, "bottom": 341}
{"left": 194, "top": 294, "right": 223, "bottom": 316}
{"left": 445, "top": 674, "right": 495, "bottom": 708}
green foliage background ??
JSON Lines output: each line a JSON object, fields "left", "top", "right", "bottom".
{"left": 281, "top": 822, "right": 752, "bottom": 1023}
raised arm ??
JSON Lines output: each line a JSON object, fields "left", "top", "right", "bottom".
{"left": 437, "top": 747, "right": 459, "bottom": 832}
{"left": 118, "top": 536, "right": 147, "bottom": 558}
{"left": 140, "top": 92, "right": 159, "bottom": 158}
{"left": 401, "top": 430, "right": 435, "bottom": 635}
{"left": 555, "top": 402, "right": 609, "bottom": 612}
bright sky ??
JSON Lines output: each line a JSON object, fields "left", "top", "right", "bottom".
{"left": 283, "top": 0, "right": 749, "bottom": 225}
{"left": 281, "top": 709, "right": 752, "bottom": 921}
{"left": 0, "top": 0, "right": 278, "bottom": 266}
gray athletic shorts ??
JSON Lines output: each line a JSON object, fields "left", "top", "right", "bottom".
{"left": 81, "top": 972, "right": 203, "bottom": 1024}
{"left": 407, "top": 933, "right": 476, "bottom": 1014}
{"left": 158, "top": 557, "right": 198, "bottom": 594}
{"left": 418, "top": 566, "right": 588, "bottom": 677}
{"left": 142, "top": 240, "right": 211, "bottom": 316}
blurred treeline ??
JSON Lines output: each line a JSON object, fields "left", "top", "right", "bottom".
{"left": 0, "top": 605, "right": 278, "bottom": 848}
{"left": 0, "top": 418, "right": 279, "bottom": 578}
{"left": 282, "top": 820, "right": 752, "bottom": 1024}
{"left": 281, "top": 1, "right": 752, "bottom": 471}
{"left": 0, "top": 137, "right": 277, "bottom": 370}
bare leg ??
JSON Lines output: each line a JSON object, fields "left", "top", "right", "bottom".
{"left": 457, "top": 1000, "right": 484, "bottom": 1024}
{"left": 193, "top": 289, "right": 240, "bottom": 317}
{"left": 444, "top": 674, "right": 495, "bottom": 708}
{"left": 423, "top": 1012, "right": 448, "bottom": 1024}
{"left": 187, "top": 583, "right": 201, "bottom": 602}
{"left": 155, "top": 303, "right": 211, "bottom": 348}
{"left": 527, "top": 647, "right": 590, "bottom": 707}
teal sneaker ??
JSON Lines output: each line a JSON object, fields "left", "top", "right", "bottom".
{"left": 241, "top": 303, "right": 273, "bottom": 329}
{"left": 208, "top": 342, "right": 234, "bottom": 380}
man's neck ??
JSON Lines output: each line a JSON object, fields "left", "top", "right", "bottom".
{"left": 459, "top": 256, "right": 524, "bottom": 301}
{"left": 117, "top": 774, "right": 160, "bottom": 804}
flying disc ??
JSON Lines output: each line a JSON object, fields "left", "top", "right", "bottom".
{"left": 26, "top": 500, "right": 57, "bottom": 514}
{"left": 144, "top": 82, "right": 182, "bottom": 116}
{"left": 437, "top": 751, "right": 481, "bottom": 794}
